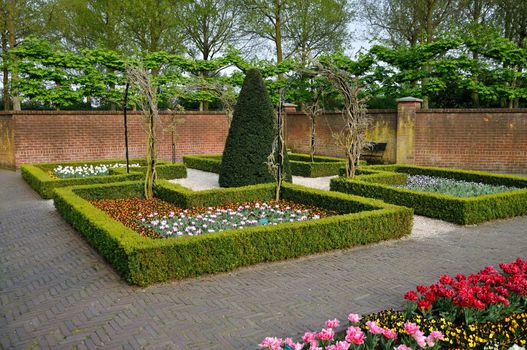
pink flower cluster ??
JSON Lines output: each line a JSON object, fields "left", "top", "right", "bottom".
{"left": 404, "top": 258, "right": 527, "bottom": 313}
{"left": 259, "top": 313, "right": 442, "bottom": 350}
{"left": 404, "top": 322, "right": 444, "bottom": 348}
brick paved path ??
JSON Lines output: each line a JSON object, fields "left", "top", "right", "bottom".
{"left": 1, "top": 169, "right": 526, "bottom": 349}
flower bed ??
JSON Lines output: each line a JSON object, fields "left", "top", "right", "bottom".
{"left": 396, "top": 175, "right": 518, "bottom": 197}
{"left": 259, "top": 259, "right": 527, "bottom": 350}
{"left": 53, "top": 180, "right": 412, "bottom": 286}
{"left": 330, "top": 165, "right": 527, "bottom": 224}
{"left": 21, "top": 159, "right": 187, "bottom": 199}
{"left": 183, "top": 153, "right": 363, "bottom": 177}
{"left": 91, "top": 198, "right": 334, "bottom": 238}
{"left": 53, "top": 162, "right": 141, "bottom": 178}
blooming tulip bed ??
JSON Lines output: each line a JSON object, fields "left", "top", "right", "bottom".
{"left": 52, "top": 162, "right": 140, "bottom": 179}
{"left": 395, "top": 175, "right": 518, "bottom": 197}
{"left": 91, "top": 198, "right": 335, "bottom": 239}
{"left": 260, "top": 259, "right": 527, "bottom": 350}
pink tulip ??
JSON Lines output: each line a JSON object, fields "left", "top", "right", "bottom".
{"left": 347, "top": 313, "right": 361, "bottom": 323}
{"left": 325, "top": 318, "right": 340, "bottom": 328}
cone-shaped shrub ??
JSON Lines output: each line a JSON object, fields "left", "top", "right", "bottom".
{"left": 219, "top": 69, "right": 291, "bottom": 187}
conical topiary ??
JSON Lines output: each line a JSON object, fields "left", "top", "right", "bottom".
{"left": 219, "top": 68, "right": 291, "bottom": 187}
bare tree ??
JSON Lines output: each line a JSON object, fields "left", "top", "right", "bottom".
{"left": 318, "top": 64, "right": 369, "bottom": 178}
{"left": 303, "top": 90, "right": 322, "bottom": 162}
{"left": 126, "top": 66, "right": 158, "bottom": 199}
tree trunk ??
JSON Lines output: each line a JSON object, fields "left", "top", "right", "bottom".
{"left": 275, "top": 0, "right": 283, "bottom": 65}
{"left": 310, "top": 115, "right": 316, "bottom": 163}
{"left": 7, "top": 0, "right": 20, "bottom": 111}
{"left": 144, "top": 106, "right": 156, "bottom": 199}
{"left": 1, "top": 31, "right": 9, "bottom": 111}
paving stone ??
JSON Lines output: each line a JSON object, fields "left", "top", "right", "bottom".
{"left": 1, "top": 169, "right": 526, "bottom": 349}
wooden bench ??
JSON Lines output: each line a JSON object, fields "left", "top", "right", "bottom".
{"left": 362, "top": 142, "right": 387, "bottom": 164}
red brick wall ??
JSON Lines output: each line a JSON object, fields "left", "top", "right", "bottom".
{"left": 1, "top": 111, "right": 228, "bottom": 168}
{"left": 285, "top": 110, "right": 398, "bottom": 163}
{"left": 414, "top": 109, "right": 527, "bottom": 174}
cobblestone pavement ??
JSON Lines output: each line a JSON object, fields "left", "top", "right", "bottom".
{"left": 1, "top": 169, "right": 526, "bottom": 349}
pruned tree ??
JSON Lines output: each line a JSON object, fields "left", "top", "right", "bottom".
{"left": 318, "top": 64, "right": 369, "bottom": 178}
{"left": 303, "top": 90, "right": 322, "bottom": 162}
{"left": 126, "top": 65, "right": 158, "bottom": 199}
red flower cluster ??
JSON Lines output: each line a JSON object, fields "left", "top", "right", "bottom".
{"left": 404, "top": 258, "right": 527, "bottom": 313}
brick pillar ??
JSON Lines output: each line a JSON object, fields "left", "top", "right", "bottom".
{"left": 396, "top": 97, "right": 422, "bottom": 164}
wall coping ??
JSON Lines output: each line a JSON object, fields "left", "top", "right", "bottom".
{"left": 286, "top": 109, "right": 397, "bottom": 115}
{"left": 417, "top": 108, "right": 527, "bottom": 113}
{"left": 0, "top": 110, "right": 226, "bottom": 116}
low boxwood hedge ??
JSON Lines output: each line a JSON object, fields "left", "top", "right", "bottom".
{"left": 21, "top": 159, "right": 187, "bottom": 199}
{"left": 331, "top": 164, "right": 527, "bottom": 224}
{"left": 184, "top": 153, "right": 364, "bottom": 177}
{"left": 53, "top": 181, "right": 413, "bottom": 286}
{"left": 182, "top": 154, "right": 222, "bottom": 173}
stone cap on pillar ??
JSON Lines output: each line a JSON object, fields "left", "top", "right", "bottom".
{"left": 396, "top": 97, "right": 422, "bottom": 110}
{"left": 283, "top": 103, "right": 297, "bottom": 113}
{"left": 396, "top": 97, "right": 423, "bottom": 103}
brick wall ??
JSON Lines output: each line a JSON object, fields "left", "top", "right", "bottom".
{"left": 285, "top": 110, "right": 398, "bottom": 163}
{"left": 0, "top": 111, "right": 228, "bottom": 169}
{"left": 414, "top": 109, "right": 527, "bottom": 174}
{"left": 1, "top": 107, "right": 526, "bottom": 174}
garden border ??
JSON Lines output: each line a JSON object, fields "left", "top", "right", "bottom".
{"left": 21, "top": 159, "right": 187, "bottom": 199}
{"left": 183, "top": 153, "right": 361, "bottom": 177}
{"left": 330, "top": 164, "right": 527, "bottom": 224}
{"left": 53, "top": 181, "right": 413, "bottom": 286}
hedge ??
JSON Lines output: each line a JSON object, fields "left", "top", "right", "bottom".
{"left": 53, "top": 181, "right": 413, "bottom": 286}
{"left": 331, "top": 165, "right": 527, "bottom": 224}
{"left": 183, "top": 154, "right": 222, "bottom": 173}
{"left": 21, "top": 159, "right": 187, "bottom": 199}
{"left": 185, "top": 153, "right": 365, "bottom": 177}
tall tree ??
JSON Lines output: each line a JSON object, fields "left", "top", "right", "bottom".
{"left": 0, "top": 0, "right": 48, "bottom": 110}
{"left": 119, "top": 0, "right": 186, "bottom": 54}
{"left": 285, "top": 0, "right": 352, "bottom": 65}
{"left": 240, "top": 0, "right": 288, "bottom": 64}
{"left": 458, "top": 0, "right": 496, "bottom": 106}
{"left": 177, "top": 0, "right": 240, "bottom": 110}
{"left": 493, "top": 0, "right": 527, "bottom": 107}
{"left": 49, "top": 0, "right": 123, "bottom": 51}
{"left": 241, "top": 0, "right": 351, "bottom": 64}
{"left": 361, "top": 0, "right": 460, "bottom": 47}
{"left": 178, "top": 0, "right": 241, "bottom": 61}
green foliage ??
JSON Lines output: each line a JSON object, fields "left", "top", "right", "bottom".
{"left": 53, "top": 181, "right": 413, "bottom": 285}
{"left": 182, "top": 154, "right": 223, "bottom": 173}
{"left": 219, "top": 69, "right": 291, "bottom": 187}
{"left": 21, "top": 160, "right": 186, "bottom": 199}
{"left": 331, "top": 165, "right": 527, "bottom": 224}
{"left": 288, "top": 153, "right": 346, "bottom": 177}
{"left": 186, "top": 153, "right": 353, "bottom": 177}
{"left": 9, "top": 28, "right": 527, "bottom": 110}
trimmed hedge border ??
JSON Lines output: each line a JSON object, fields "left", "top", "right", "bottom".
{"left": 184, "top": 153, "right": 364, "bottom": 177}
{"left": 331, "top": 164, "right": 527, "bottom": 225}
{"left": 53, "top": 181, "right": 413, "bottom": 286}
{"left": 182, "top": 154, "right": 222, "bottom": 173}
{"left": 21, "top": 159, "right": 187, "bottom": 199}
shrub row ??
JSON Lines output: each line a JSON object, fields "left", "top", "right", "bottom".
{"left": 53, "top": 181, "right": 413, "bottom": 286}
{"left": 182, "top": 154, "right": 222, "bottom": 173}
{"left": 288, "top": 153, "right": 346, "bottom": 177}
{"left": 331, "top": 165, "right": 527, "bottom": 224}
{"left": 22, "top": 159, "right": 186, "bottom": 199}
{"left": 185, "top": 153, "right": 364, "bottom": 177}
